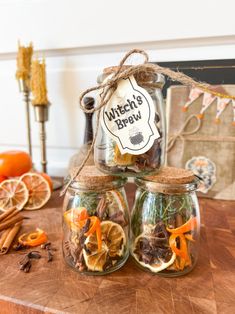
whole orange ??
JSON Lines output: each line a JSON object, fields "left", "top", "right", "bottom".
{"left": 0, "top": 175, "right": 7, "bottom": 183}
{"left": 38, "top": 172, "right": 53, "bottom": 191}
{"left": 0, "top": 151, "right": 32, "bottom": 177}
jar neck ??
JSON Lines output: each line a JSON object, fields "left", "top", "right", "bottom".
{"left": 97, "top": 71, "right": 165, "bottom": 89}
{"left": 68, "top": 177, "right": 127, "bottom": 192}
{"left": 135, "top": 177, "right": 199, "bottom": 195}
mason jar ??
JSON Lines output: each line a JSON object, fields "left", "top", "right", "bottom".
{"left": 95, "top": 66, "right": 166, "bottom": 176}
{"left": 130, "top": 167, "right": 200, "bottom": 277}
{"left": 62, "top": 165, "right": 129, "bottom": 275}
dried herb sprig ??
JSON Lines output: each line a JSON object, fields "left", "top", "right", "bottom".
{"left": 131, "top": 190, "right": 195, "bottom": 236}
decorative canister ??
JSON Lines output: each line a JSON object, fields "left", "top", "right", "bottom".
{"left": 130, "top": 167, "right": 200, "bottom": 277}
{"left": 95, "top": 66, "right": 166, "bottom": 176}
{"left": 62, "top": 165, "right": 129, "bottom": 275}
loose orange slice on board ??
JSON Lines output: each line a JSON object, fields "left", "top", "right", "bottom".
{"left": 0, "top": 179, "right": 29, "bottom": 211}
{"left": 38, "top": 172, "right": 53, "bottom": 192}
{"left": 20, "top": 173, "right": 51, "bottom": 210}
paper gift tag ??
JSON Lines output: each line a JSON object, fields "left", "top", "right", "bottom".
{"left": 100, "top": 75, "right": 160, "bottom": 155}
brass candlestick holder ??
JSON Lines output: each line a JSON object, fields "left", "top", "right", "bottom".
{"left": 18, "top": 79, "right": 33, "bottom": 158}
{"left": 33, "top": 104, "right": 62, "bottom": 190}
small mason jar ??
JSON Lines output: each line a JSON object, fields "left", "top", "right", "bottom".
{"left": 130, "top": 167, "right": 200, "bottom": 277}
{"left": 62, "top": 165, "right": 130, "bottom": 275}
{"left": 95, "top": 66, "right": 166, "bottom": 177}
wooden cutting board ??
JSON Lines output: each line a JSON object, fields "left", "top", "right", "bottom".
{"left": 0, "top": 184, "right": 234, "bottom": 314}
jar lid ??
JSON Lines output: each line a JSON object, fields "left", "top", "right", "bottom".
{"left": 70, "top": 165, "right": 117, "bottom": 184}
{"left": 136, "top": 166, "right": 198, "bottom": 194}
{"left": 144, "top": 166, "right": 195, "bottom": 184}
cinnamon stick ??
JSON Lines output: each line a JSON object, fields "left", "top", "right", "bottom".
{"left": 3, "top": 209, "right": 21, "bottom": 222}
{"left": 176, "top": 214, "right": 183, "bottom": 227}
{"left": 0, "top": 215, "right": 24, "bottom": 232}
{"left": 0, "top": 222, "right": 22, "bottom": 254}
{"left": 0, "top": 228, "right": 11, "bottom": 249}
{"left": 0, "top": 207, "right": 16, "bottom": 222}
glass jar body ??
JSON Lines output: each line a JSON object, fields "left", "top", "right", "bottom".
{"left": 62, "top": 180, "right": 130, "bottom": 275}
{"left": 130, "top": 180, "right": 200, "bottom": 277}
{"left": 94, "top": 72, "right": 166, "bottom": 177}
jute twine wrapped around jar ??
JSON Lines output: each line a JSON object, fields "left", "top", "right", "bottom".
{"left": 60, "top": 49, "right": 235, "bottom": 196}
{"left": 102, "top": 65, "right": 164, "bottom": 89}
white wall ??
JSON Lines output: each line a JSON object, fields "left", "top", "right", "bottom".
{"left": 0, "top": 0, "right": 235, "bottom": 176}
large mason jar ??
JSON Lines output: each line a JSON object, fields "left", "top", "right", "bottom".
{"left": 130, "top": 167, "right": 200, "bottom": 277}
{"left": 95, "top": 66, "right": 166, "bottom": 177}
{"left": 62, "top": 166, "right": 129, "bottom": 275}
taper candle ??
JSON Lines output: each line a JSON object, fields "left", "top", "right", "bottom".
{"left": 31, "top": 57, "right": 50, "bottom": 174}
{"left": 31, "top": 58, "right": 49, "bottom": 105}
{"left": 16, "top": 41, "right": 33, "bottom": 90}
{"left": 16, "top": 41, "right": 33, "bottom": 157}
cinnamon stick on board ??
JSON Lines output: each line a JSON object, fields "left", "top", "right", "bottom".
{"left": 3, "top": 209, "right": 21, "bottom": 222}
{"left": 0, "top": 215, "right": 23, "bottom": 232}
{"left": 0, "top": 207, "right": 16, "bottom": 222}
{"left": 0, "top": 222, "right": 22, "bottom": 254}
{"left": 0, "top": 228, "right": 11, "bottom": 249}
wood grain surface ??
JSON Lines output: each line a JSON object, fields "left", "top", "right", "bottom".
{"left": 0, "top": 183, "right": 234, "bottom": 314}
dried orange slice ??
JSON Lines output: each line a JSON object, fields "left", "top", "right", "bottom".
{"left": 83, "top": 221, "right": 126, "bottom": 272}
{"left": 113, "top": 145, "right": 134, "bottom": 166}
{"left": 0, "top": 179, "right": 28, "bottom": 211}
{"left": 106, "top": 190, "right": 127, "bottom": 213}
{"left": 63, "top": 207, "right": 88, "bottom": 231}
{"left": 18, "top": 228, "right": 48, "bottom": 247}
{"left": 132, "top": 233, "right": 176, "bottom": 273}
{"left": 38, "top": 172, "right": 53, "bottom": 192}
{"left": 20, "top": 173, "right": 51, "bottom": 210}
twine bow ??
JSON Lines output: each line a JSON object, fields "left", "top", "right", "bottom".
{"left": 167, "top": 114, "right": 202, "bottom": 152}
{"left": 60, "top": 48, "right": 235, "bottom": 196}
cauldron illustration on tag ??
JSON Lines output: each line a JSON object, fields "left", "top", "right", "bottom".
{"left": 129, "top": 127, "right": 144, "bottom": 145}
